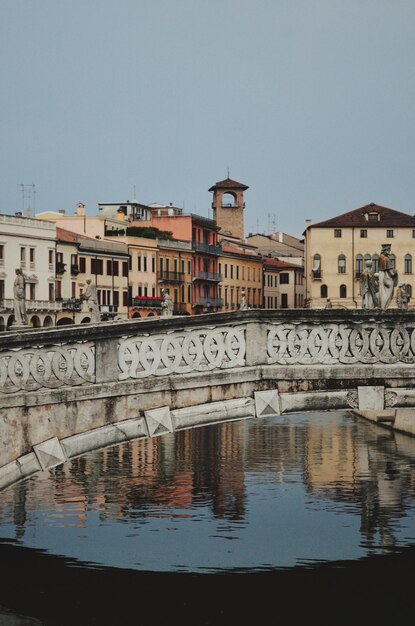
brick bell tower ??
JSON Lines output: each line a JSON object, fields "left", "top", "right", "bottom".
{"left": 209, "top": 176, "right": 249, "bottom": 241}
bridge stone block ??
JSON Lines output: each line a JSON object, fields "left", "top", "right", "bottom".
{"left": 357, "top": 386, "right": 384, "bottom": 411}
{"left": 144, "top": 406, "right": 173, "bottom": 437}
{"left": 33, "top": 437, "right": 67, "bottom": 471}
{"left": 62, "top": 418, "right": 148, "bottom": 459}
{"left": 254, "top": 390, "right": 280, "bottom": 417}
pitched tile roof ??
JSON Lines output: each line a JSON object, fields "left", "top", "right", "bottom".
{"left": 310, "top": 203, "right": 415, "bottom": 228}
{"left": 209, "top": 177, "right": 249, "bottom": 192}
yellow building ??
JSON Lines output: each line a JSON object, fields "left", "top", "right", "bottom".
{"left": 304, "top": 202, "right": 415, "bottom": 309}
{"left": 218, "top": 242, "right": 263, "bottom": 311}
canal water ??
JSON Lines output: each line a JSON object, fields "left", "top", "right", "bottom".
{"left": 1, "top": 410, "right": 415, "bottom": 624}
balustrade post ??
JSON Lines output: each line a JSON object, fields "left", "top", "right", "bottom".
{"left": 245, "top": 322, "right": 268, "bottom": 366}
{"left": 95, "top": 337, "right": 119, "bottom": 384}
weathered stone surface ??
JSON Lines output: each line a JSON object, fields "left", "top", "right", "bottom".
{"left": 33, "top": 437, "right": 67, "bottom": 470}
{"left": 172, "top": 398, "right": 255, "bottom": 430}
{"left": 254, "top": 390, "right": 280, "bottom": 417}
{"left": 144, "top": 406, "right": 173, "bottom": 437}
{"left": 358, "top": 386, "right": 384, "bottom": 411}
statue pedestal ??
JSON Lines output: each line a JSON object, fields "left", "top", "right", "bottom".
{"left": 9, "top": 323, "right": 31, "bottom": 332}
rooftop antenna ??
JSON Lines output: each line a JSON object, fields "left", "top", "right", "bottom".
{"left": 227, "top": 166, "right": 230, "bottom": 178}
{"left": 32, "top": 184, "right": 36, "bottom": 215}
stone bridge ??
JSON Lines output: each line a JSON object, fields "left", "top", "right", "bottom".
{"left": 1, "top": 308, "right": 415, "bottom": 491}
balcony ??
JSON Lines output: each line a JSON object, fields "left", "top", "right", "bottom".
{"left": 193, "top": 296, "right": 223, "bottom": 308}
{"left": 193, "top": 271, "right": 222, "bottom": 282}
{"left": 0, "top": 299, "right": 64, "bottom": 313}
{"left": 62, "top": 298, "right": 82, "bottom": 311}
{"left": 71, "top": 264, "right": 80, "bottom": 276}
{"left": 132, "top": 296, "right": 163, "bottom": 309}
{"left": 192, "top": 241, "right": 221, "bottom": 255}
{"left": 56, "top": 262, "right": 66, "bottom": 275}
{"left": 159, "top": 271, "right": 185, "bottom": 284}
{"left": 312, "top": 270, "right": 322, "bottom": 280}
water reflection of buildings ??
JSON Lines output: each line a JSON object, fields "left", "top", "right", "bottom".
{"left": 3, "top": 414, "right": 415, "bottom": 554}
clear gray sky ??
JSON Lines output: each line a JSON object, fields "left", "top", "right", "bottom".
{"left": 1, "top": 0, "right": 414, "bottom": 238}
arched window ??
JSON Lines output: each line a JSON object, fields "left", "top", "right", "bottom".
{"left": 364, "top": 253, "right": 371, "bottom": 265}
{"left": 221, "top": 192, "right": 236, "bottom": 207}
{"left": 338, "top": 254, "right": 346, "bottom": 274}
{"left": 312, "top": 254, "right": 321, "bottom": 279}
{"left": 340, "top": 284, "right": 347, "bottom": 298}
{"left": 404, "top": 254, "right": 412, "bottom": 274}
{"left": 320, "top": 284, "right": 328, "bottom": 298}
{"left": 372, "top": 254, "right": 379, "bottom": 273}
{"left": 407, "top": 284, "right": 412, "bottom": 298}
{"left": 355, "top": 254, "right": 363, "bottom": 276}
{"left": 390, "top": 253, "right": 396, "bottom": 269}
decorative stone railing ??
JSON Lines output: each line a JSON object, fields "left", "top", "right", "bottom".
{"left": 1, "top": 310, "right": 415, "bottom": 395}
{"left": 2, "top": 308, "right": 415, "bottom": 492}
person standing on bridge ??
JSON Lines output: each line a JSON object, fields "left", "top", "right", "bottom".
{"left": 80, "top": 278, "right": 101, "bottom": 323}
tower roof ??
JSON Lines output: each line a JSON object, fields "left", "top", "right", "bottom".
{"left": 209, "top": 177, "right": 249, "bottom": 192}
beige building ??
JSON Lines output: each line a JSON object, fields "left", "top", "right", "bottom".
{"left": 263, "top": 257, "right": 305, "bottom": 309}
{"left": 304, "top": 202, "right": 415, "bottom": 309}
{"left": 246, "top": 231, "right": 304, "bottom": 265}
{"left": 0, "top": 213, "right": 59, "bottom": 329}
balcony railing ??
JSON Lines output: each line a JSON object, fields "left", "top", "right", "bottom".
{"left": 0, "top": 299, "right": 63, "bottom": 312}
{"left": 192, "top": 241, "right": 221, "bottom": 255}
{"left": 56, "top": 262, "right": 66, "bottom": 274}
{"left": 193, "top": 271, "right": 223, "bottom": 282}
{"left": 61, "top": 298, "right": 82, "bottom": 311}
{"left": 159, "top": 271, "right": 185, "bottom": 284}
{"left": 70, "top": 264, "right": 80, "bottom": 276}
{"left": 132, "top": 296, "right": 163, "bottom": 309}
{"left": 193, "top": 296, "right": 223, "bottom": 308}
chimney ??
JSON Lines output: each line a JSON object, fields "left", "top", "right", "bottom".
{"left": 75, "top": 202, "right": 85, "bottom": 216}
{"left": 305, "top": 219, "right": 312, "bottom": 228}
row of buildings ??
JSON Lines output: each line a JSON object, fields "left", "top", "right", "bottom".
{"left": 0, "top": 178, "right": 303, "bottom": 329}
{"left": 1, "top": 176, "right": 414, "bottom": 329}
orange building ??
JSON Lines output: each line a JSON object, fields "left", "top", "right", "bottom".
{"left": 219, "top": 241, "right": 263, "bottom": 311}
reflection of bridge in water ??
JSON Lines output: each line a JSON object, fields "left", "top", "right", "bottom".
{"left": 1, "top": 308, "right": 415, "bottom": 490}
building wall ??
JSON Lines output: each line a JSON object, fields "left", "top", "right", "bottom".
{"left": 0, "top": 215, "right": 57, "bottom": 329}
{"left": 305, "top": 225, "right": 415, "bottom": 309}
{"left": 219, "top": 254, "right": 263, "bottom": 311}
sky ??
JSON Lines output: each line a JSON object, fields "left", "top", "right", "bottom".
{"left": 1, "top": 0, "right": 415, "bottom": 239}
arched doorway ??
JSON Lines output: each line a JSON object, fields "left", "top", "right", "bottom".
{"left": 44, "top": 316, "right": 54, "bottom": 327}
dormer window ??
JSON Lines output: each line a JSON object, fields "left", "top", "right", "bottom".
{"left": 367, "top": 212, "right": 380, "bottom": 222}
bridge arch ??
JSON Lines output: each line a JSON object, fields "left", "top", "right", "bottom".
{"left": 1, "top": 309, "right": 415, "bottom": 491}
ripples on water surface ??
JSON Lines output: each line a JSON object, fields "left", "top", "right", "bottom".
{"left": 1, "top": 410, "right": 415, "bottom": 573}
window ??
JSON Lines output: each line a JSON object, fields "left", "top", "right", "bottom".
{"left": 320, "top": 284, "right": 328, "bottom": 298}
{"left": 122, "top": 262, "right": 128, "bottom": 277}
{"left": 404, "top": 254, "right": 412, "bottom": 274}
{"left": 280, "top": 273, "right": 289, "bottom": 284}
{"left": 0, "top": 245, "right": 4, "bottom": 266}
{"left": 188, "top": 260, "right": 191, "bottom": 275}
{"left": 368, "top": 212, "right": 379, "bottom": 222}
{"left": 49, "top": 283, "right": 54, "bottom": 301}
{"left": 360, "top": 230, "right": 367, "bottom": 238}
{"left": 236, "top": 266, "right": 239, "bottom": 279}
{"left": 29, "top": 283, "right": 35, "bottom": 300}
{"left": 334, "top": 229, "right": 342, "bottom": 238}
{"left": 91, "top": 258, "right": 103, "bottom": 274}
{"left": 372, "top": 254, "right": 379, "bottom": 273}
{"left": 79, "top": 257, "right": 86, "bottom": 273}
{"left": 123, "top": 291, "right": 128, "bottom": 306}
{"left": 281, "top": 294, "right": 288, "bottom": 308}
{"left": 387, "top": 230, "right": 394, "bottom": 238}
{"left": 48, "top": 250, "right": 54, "bottom": 267}
{"left": 152, "top": 256, "right": 156, "bottom": 273}
{"left": 413, "top": 230, "right": 415, "bottom": 238}
{"left": 224, "top": 264, "right": 228, "bottom": 278}
{"left": 113, "top": 291, "right": 119, "bottom": 306}
{"left": 355, "top": 254, "right": 363, "bottom": 276}
{"left": 312, "top": 254, "right": 321, "bottom": 278}
{"left": 112, "top": 261, "right": 119, "bottom": 276}
{"left": 338, "top": 254, "right": 346, "bottom": 274}
{"left": 230, "top": 265, "right": 233, "bottom": 279}
{"left": 143, "top": 255, "right": 147, "bottom": 272}
{"left": 20, "top": 247, "right": 26, "bottom": 265}
{"left": 29, "top": 248, "right": 35, "bottom": 264}
{"left": 340, "top": 284, "right": 347, "bottom": 298}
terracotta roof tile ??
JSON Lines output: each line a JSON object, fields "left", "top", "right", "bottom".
{"left": 209, "top": 177, "right": 249, "bottom": 192}
{"left": 310, "top": 203, "right": 415, "bottom": 228}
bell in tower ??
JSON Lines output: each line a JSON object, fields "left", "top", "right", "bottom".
{"left": 209, "top": 176, "right": 249, "bottom": 241}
